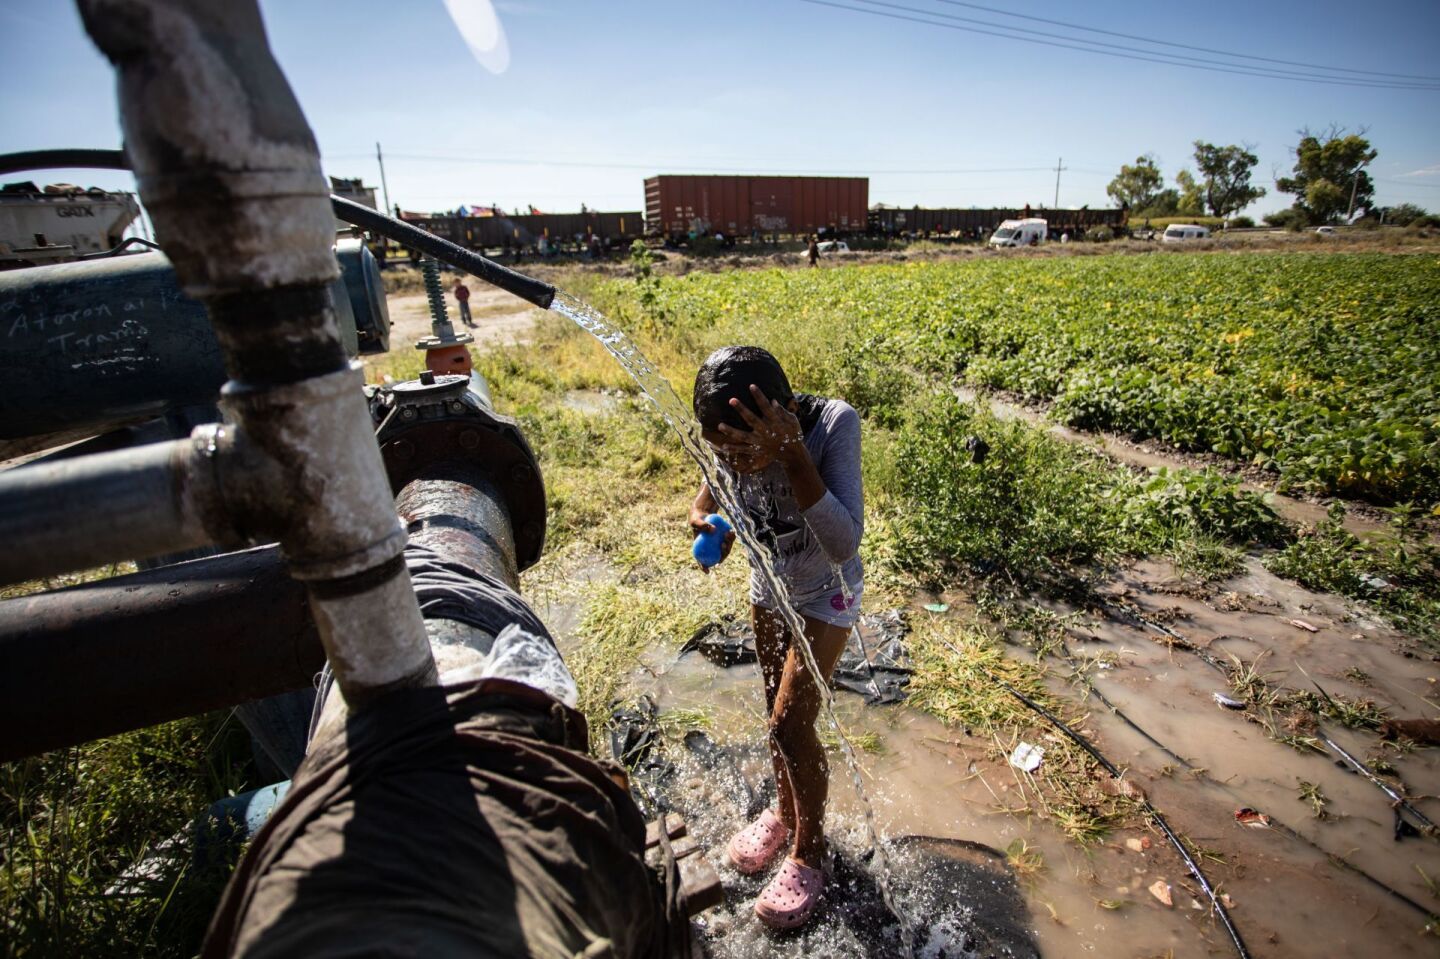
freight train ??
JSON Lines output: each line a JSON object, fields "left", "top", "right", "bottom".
{"left": 868, "top": 204, "right": 1126, "bottom": 239}
{"left": 0, "top": 182, "right": 142, "bottom": 269}
{"left": 645, "top": 175, "right": 868, "bottom": 242}
{"left": 398, "top": 209, "right": 643, "bottom": 256}
{"left": 386, "top": 174, "right": 1125, "bottom": 258}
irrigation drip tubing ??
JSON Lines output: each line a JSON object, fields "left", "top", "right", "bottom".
{"left": 1102, "top": 599, "right": 1440, "bottom": 842}
{"left": 1058, "top": 647, "right": 1435, "bottom": 918}
{"left": 941, "top": 640, "right": 1252, "bottom": 959}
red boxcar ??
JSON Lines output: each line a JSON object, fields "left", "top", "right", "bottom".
{"left": 645, "top": 175, "right": 868, "bottom": 240}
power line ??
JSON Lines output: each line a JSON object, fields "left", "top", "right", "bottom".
{"left": 857, "top": 0, "right": 1440, "bottom": 88}
{"left": 798, "top": 0, "right": 1440, "bottom": 91}
{"left": 331, "top": 151, "right": 1077, "bottom": 176}
{"left": 931, "top": 0, "right": 1440, "bottom": 83}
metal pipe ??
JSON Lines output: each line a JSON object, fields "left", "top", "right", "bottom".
{"left": 0, "top": 460, "right": 526, "bottom": 762}
{"left": 0, "top": 546, "right": 321, "bottom": 764}
{"left": 0, "top": 438, "right": 211, "bottom": 585}
{"left": 398, "top": 461, "right": 519, "bottom": 591}
{"left": 78, "top": 0, "right": 434, "bottom": 705}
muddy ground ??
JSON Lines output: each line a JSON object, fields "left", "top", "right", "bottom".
{"left": 381, "top": 274, "right": 1439, "bottom": 957}
{"left": 528, "top": 386, "right": 1440, "bottom": 959}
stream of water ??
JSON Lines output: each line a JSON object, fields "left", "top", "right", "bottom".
{"left": 549, "top": 291, "right": 916, "bottom": 954}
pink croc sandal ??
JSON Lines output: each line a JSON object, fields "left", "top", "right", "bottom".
{"left": 726, "top": 808, "right": 790, "bottom": 875}
{"left": 755, "top": 857, "right": 824, "bottom": 930}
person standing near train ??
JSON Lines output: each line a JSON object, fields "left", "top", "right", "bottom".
{"left": 453, "top": 278, "right": 474, "bottom": 328}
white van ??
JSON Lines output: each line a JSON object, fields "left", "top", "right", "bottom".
{"left": 1161, "top": 224, "right": 1210, "bottom": 243}
{"left": 989, "top": 218, "right": 1048, "bottom": 248}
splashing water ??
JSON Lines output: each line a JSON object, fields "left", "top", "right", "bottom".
{"left": 550, "top": 291, "right": 916, "bottom": 955}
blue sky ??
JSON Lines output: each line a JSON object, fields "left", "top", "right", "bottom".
{"left": 3, "top": 0, "right": 1438, "bottom": 220}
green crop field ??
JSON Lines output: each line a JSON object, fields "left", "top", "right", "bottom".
{"left": 626, "top": 252, "right": 1440, "bottom": 506}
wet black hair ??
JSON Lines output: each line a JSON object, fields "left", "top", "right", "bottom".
{"left": 693, "top": 345, "right": 825, "bottom": 434}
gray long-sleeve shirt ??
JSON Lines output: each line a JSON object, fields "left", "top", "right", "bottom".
{"left": 727, "top": 398, "right": 864, "bottom": 610}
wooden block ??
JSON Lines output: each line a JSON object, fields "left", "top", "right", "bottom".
{"left": 644, "top": 813, "right": 687, "bottom": 849}
{"left": 677, "top": 853, "right": 724, "bottom": 915}
{"left": 669, "top": 836, "right": 701, "bottom": 860}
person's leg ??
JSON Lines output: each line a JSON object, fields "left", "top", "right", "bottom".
{"left": 769, "top": 616, "right": 849, "bottom": 866}
{"left": 752, "top": 603, "right": 796, "bottom": 829}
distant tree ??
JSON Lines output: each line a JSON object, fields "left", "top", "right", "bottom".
{"left": 1106, "top": 154, "right": 1164, "bottom": 210}
{"left": 1175, "top": 170, "right": 1205, "bottom": 216}
{"left": 1263, "top": 208, "right": 1308, "bottom": 230}
{"left": 1192, "top": 141, "right": 1265, "bottom": 220}
{"left": 1139, "top": 188, "right": 1181, "bottom": 217}
{"left": 1383, "top": 202, "right": 1428, "bottom": 226}
{"left": 1276, "top": 126, "right": 1377, "bottom": 223}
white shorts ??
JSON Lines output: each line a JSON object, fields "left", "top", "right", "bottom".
{"left": 756, "top": 582, "right": 863, "bottom": 630}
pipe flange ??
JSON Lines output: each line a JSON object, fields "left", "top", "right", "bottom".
{"left": 374, "top": 384, "right": 545, "bottom": 571}
{"left": 415, "top": 332, "right": 475, "bottom": 349}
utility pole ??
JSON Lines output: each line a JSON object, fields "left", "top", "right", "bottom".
{"left": 1053, "top": 156, "right": 1066, "bottom": 208}
{"left": 1345, "top": 162, "right": 1366, "bottom": 224}
{"left": 376, "top": 141, "right": 393, "bottom": 217}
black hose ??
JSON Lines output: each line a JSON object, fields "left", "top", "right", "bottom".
{"left": 941, "top": 640, "right": 1253, "bottom": 959}
{"left": 0, "top": 148, "right": 129, "bottom": 177}
{"left": 330, "top": 196, "right": 556, "bottom": 310}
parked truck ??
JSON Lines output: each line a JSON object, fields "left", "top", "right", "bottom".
{"left": 988, "top": 217, "right": 1048, "bottom": 248}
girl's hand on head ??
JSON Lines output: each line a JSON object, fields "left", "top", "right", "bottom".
{"left": 719, "top": 384, "right": 805, "bottom": 462}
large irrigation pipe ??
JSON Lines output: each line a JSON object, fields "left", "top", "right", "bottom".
{"left": 0, "top": 546, "right": 321, "bottom": 764}
{"left": 0, "top": 150, "right": 556, "bottom": 312}
{"left": 941, "top": 640, "right": 1252, "bottom": 959}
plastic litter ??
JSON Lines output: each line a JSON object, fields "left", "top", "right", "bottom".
{"left": 1213, "top": 692, "right": 1247, "bottom": 710}
{"left": 833, "top": 610, "right": 913, "bottom": 705}
{"left": 1288, "top": 618, "right": 1319, "bottom": 632}
{"left": 923, "top": 602, "right": 949, "bottom": 613}
{"left": 1008, "top": 742, "right": 1045, "bottom": 772}
{"left": 1234, "top": 807, "right": 1271, "bottom": 828}
{"left": 679, "top": 619, "right": 757, "bottom": 667}
{"left": 684, "top": 610, "right": 914, "bottom": 706}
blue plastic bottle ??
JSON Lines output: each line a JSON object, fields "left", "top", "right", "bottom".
{"left": 692, "top": 513, "right": 732, "bottom": 569}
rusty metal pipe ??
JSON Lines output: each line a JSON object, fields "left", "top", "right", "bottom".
{"left": 0, "top": 546, "right": 321, "bottom": 764}
{"left": 77, "top": 0, "right": 434, "bottom": 705}
{"left": 398, "top": 462, "right": 519, "bottom": 591}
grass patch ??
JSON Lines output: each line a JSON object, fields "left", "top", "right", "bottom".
{"left": 0, "top": 714, "right": 255, "bottom": 958}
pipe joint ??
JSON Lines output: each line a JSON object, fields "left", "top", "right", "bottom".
{"left": 217, "top": 362, "right": 408, "bottom": 580}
